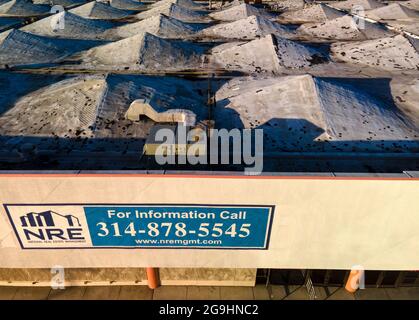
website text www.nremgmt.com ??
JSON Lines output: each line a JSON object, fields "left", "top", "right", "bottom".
{"left": 135, "top": 238, "right": 223, "bottom": 246}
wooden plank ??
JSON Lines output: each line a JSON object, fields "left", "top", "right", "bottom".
{"left": 269, "top": 285, "right": 287, "bottom": 300}
{"left": 118, "top": 286, "right": 153, "bottom": 300}
{"left": 153, "top": 286, "right": 187, "bottom": 300}
{"left": 13, "top": 287, "right": 51, "bottom": 300}
{"left": 326, "top": 287, "right": 355, "bottom": 300}
{"left": 355, "top": 288, "right": 391, "bottom": 300}
{"left": 48, "top": 287, "right": 86, "bottom": 300}
{"left": 252, "top": 285, "right": 270, "bottom": 300}
{"left": 0, "top": 287, "right": 17, "bottom": 300}
{"left": 385, "top": 287, "right": 419, "bottom": 300}
{"left": 220, "top": 287, "right": 254, "bottom": 300}
{"left": 83, "top": 286, "right": 121, "bottom": 300}
{"left": 186, "top": 286, "right": 220, "bottom": 300}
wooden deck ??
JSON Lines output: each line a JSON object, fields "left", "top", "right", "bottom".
{"left": 1, "top": 285, "right": 419, "bottom": 300}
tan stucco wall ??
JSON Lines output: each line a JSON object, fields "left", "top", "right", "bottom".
{"left": 0, "top": 175, "right": 418, "bottom": 270}
{"left": 0, "top": 268, "right": 256, "bottom": 287}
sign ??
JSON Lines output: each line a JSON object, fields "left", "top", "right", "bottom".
{"left": 4, "top": 204, "right": 274, "bottom": 249}
{"left": 0, "top": 176, "right": 418, "bottom": 269}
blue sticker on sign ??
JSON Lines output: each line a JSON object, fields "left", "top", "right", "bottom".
{"left": 84, "top": 205, "right": 274, "bottom": 249}
{"left": 4, "top": 204, "right": 274, "bottom": 249}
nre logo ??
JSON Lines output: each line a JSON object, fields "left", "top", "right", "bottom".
{"left": 20, "top": 210, "right": 85, "bottom": 241}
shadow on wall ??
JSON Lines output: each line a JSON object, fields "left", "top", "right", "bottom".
{"left": 206, "top": 116, "right": 418, "bottom": 173}
{"left": 210, "top": 76, "right": 419, "bottom": 172}
{"left": 0, "top": 135, "right": 148, "bottom": 170}
{"left": 0, "top": 73, "right": 418, "bottom": 172}
{"left": 0, "top": 73, "right": 68, "bottom": 116}
{"left": 0, "top": 119, "right": 417, "bottom": 172}
{"left": 214, "top": 95, "right": 419, "bottom": 153}
{"left": 318, "top": 77, "right": 397, "bottom": 103}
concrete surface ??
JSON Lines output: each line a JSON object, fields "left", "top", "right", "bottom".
{"left": 0, "top": 29, "right": 94, "bottom": 66}
{"left": 365, "top": 3, "right": 419, "bottom": 21}
{"left": 211, "top": 35, "right": 325, "bottom": 73}
{"left": 210, "top": 3, "right": 274, "bottom": 21}
{"left": 272, "top": 0, "right": 305, "bottom": 11}
{"left": 21, "top": 11, "right": 115, "bottom": 40}
{"left": 278, "top": 3, "right": 345, "bottom": 24}
{"left": 214, "top": 75, "right": 419, "bottom": 153}
{"left": 331, "top": 0, "right": 385, "bottom": 10}
{"left": 0, "top": 0, "right": 50, "bottom": 17}
{"left": 201, "top": 15, "right": 294, "bottom": 40}
{"left": 113, "top": 14, "right": 195, "bottom": 39}
{"left": 109, "top": 0, "right": 145, "bottom": 11}
{"left": 298, "top": 15, "right": 395, "bottom": 41}
{"left": 331, "top": 34, "right": 419, "bottom": 71}
{"left": 74, "top": 32, "right": 203, "bottom": 71}
{"left": 151, "top": 0, "right": 205, "bottom": 10}
{"left": 69, "top": 1, "right": 131, "bottom": 20}
{"left": 136, "top": 3, "right": 209, "bottom": 22}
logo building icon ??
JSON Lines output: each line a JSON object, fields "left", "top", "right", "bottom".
{"left": 20, "top": 210, "right": 85, "bottom": 243}
{"left": 20, "top": 211, "right": 81, "bottom": 228}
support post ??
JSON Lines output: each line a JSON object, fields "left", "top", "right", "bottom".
{"left": 146, "top": 267, "right": 160, "bottom": 289}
